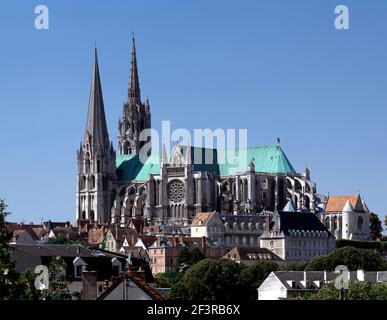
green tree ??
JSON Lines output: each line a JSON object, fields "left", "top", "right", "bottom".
{"left": 306, "top": 281, "right": 387, "bottom": 300}
{"left": 47, "top": 234, "right": 84, "bottom": 246}
{"left": 41, "top": 257, "right": 71, "bottom": 300}
{"left": 369, "top": 213, "right": 383, "bottom": 240}
{"left": 279, "top": 261, "right": 308, "bottom": 271}
{"left": 308, "top": 247, "right": 386, "bottom": 271}
{"left": 176, "top": 247, "right": 205, "bottom": 271}
{"left": 0, "top": 199, "right": 41, "bottom": 300}
{"left": 0, "top": 199, "right": 15, "bottom": 299}
{"left": 155, "top": 272, "right": 181, "bottom": 288}
{"left": 170, "top": 259, "right": 246, "bottom": 300}
{"left": 191, "top": 248, "right": 205, "bottom": 264}
{"left": 240, "top": 260, "right": 279, "bottom": 299}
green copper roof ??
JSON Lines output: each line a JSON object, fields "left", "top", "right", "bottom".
{"left": 176, "top": 146, "right": 220, "bottom": 175}
{"left": 217, "top": 145, "right": 296, "bottom": 175}
{"left": 116, "top": 145, "right": 296, "bottom": 182}
{"left": 116, "top": 153, "right": 160, "bottom": 181}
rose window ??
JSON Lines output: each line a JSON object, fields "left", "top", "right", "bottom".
{"left": 168, "top": 181, "right": 185, "bottom": 203}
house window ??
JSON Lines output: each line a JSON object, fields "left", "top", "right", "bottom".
{"left": 112, "top": 266, "right": 120, "bottom": 278}
{"left": 111, "top": 258, "right": 121, "bottom": 278}
{"left": 73, "top": 257, "right": 86, "bottom": 279}
{"left": 75, "top": 265, "right": 83, "bottom": 278}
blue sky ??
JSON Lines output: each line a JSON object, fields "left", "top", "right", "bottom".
{"left": 0, "top": 0, "right": 386, "bottom": 224}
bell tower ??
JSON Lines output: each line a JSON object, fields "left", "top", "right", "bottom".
{"left": 118, "top": 36, "right": 151, "bottom": 155}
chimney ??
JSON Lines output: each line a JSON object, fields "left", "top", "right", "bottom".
{"left": 201, "top": 236, "right": 206, "bottom": 248}
{"left": 357, "top": 269, "right": 365, "bottom": 282}
{"left": 82, "top": 270, "right": 97, "bottom": 300}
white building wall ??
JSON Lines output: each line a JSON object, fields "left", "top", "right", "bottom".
{"left": 102, "top": 281, "right": 152, "bottom": 300}
{"left": 257, "top": 273, "right": 287, "bottom": 300}
{"left": 190, "top": 226, "right": 207, "bottom": 238}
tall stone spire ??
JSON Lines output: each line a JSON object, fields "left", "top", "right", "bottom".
{"left": 76, "top": 48, "right": 116, "bottom": 226}
{"left": 84, "top": 48, "right": 110, "bottom": 149}
{"left": 128, "top": 36, "right": 141, "bottom": 102}
{"left": 118, "top": 36, "right": 151, "bottom": 155}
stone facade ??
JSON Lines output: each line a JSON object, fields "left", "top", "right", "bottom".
{"left": 319, "top": 194, "right": 370, "bottom": 241}
{"left": 259, "top": 211, "right": 335, "bottom": 261}
{"left": 76, "top": 39, "right": 323, "bottom": 229}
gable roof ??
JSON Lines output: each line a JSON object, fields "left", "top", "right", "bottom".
{"left": 324, "top": 195, "right": 365, "bottom": 213}
{"left": 126, "top": 271, "right": 164, "bottom": 300}
{"left": 268, "top": 212, "right": 334, "bottom": 237}
{"left": 116, "top": 145, "right": 296, "bottom": 182}
{"left": 11, "top": 244, "right": 126, "bottom": 259}
{"left": 97, "top": 271, "right": 163, "bottom": 300}
{"left": 224, "top": 247, "right": 283, "bottom": 262}
{"left": 51, "top": 227, "right": 82, "bottom": 241}
{"left": 191, "top": 212, "right": 215, "bottom": 226}
{"left": 137, "top": 235, "right": 158, "bottom": 248}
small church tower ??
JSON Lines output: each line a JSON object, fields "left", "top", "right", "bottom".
{"left": 76, "top": 49, "right": 116, "bottom": 225}
{"left": 118, "top": 36, "right": 151, "bottom": 155}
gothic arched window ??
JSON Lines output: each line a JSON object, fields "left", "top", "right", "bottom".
{"left": 333, "top": 216, "right": 338, "bottom": 230}
{"left": 97, "top": 160, "right": 100, "bottom": 173}
{"left": 81, "top": 176, "right": 86, "bottom": 190}
{"left": 357, "top": 216, "right": 363, "bottom": 231}
{"left": 90, "top": 175, "right": 95, "bottom": 189}
{"left": 90, "top": 210, "right": 95, "bottom": 222}
{"left": 325, "top": 216, "right": 330, "bottom": 229}
{"left": 85, "top": 159, "right": 90, "bottom": 173}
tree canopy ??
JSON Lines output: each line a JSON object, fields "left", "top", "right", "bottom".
{"left": 369, "top": 213, "right": 383, "bottom": 240}
{"left": 176, "top": 247, "right": 205, "bottom": 272}
{"left": 307, "top": 247, "right": 387, "bottom": 271}
{"left": 0, "top": 199, "right": 41, "bottom": 300}
{"left": 304, "top": 281, "right": 387, "bottom": 300}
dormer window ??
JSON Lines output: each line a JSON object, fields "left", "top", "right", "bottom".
{"left": 73, "top": 257, "right": 86, "bottom": 279}
{"left": 111, "top": 258, "right": 121, "bottom": 278}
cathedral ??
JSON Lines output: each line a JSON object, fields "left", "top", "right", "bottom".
{"left": 76, "top": 38, "right": 322, "bottom": 228}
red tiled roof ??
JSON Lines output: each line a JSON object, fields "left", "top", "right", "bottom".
{"left": 191, "top": 212, "right": 214, "bottom": 226}
{"left": 325, "top": 195, "right": 364, "bottom": 212}
{"left": 126, "top": 271, "right": 164, "bottom": 300}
